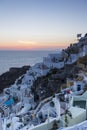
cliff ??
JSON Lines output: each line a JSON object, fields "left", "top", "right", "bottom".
{"left": 0, "top": 66, "right": 30, "bottom": 93}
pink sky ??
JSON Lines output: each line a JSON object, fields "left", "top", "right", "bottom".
{"left": 0, "top": 40, "right": 72, "bottom": 50}
{"left": 1, "top": 0, "right": 87, "bottom": 50}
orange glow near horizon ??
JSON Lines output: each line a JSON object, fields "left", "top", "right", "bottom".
{"left": 0, "top": 35, "right": 76, "bottom": 50}
{"left": 0, "top": 41, "right": 68, "bottom": 50}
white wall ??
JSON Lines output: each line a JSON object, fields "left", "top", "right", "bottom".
{"left": 61, "top": 120, "right": 87, "bottom": 130}
{"left": 29, "top": 120, "right": 55, "bottom": 130}
{"left": 61, "top": 110, "right": 86, "bottom": 127}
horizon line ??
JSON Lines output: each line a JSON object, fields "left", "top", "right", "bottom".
{"left": 0, "top": 46, "right": 67, "bottom": 51}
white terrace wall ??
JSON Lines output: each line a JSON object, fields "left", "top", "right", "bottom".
{"left": 61, "top": 110, "right": 86, "bottom": 127}
{"left": 29, "top": 120, "right": 55, "bottom": 130}
{"left": 61, "top": 120, "right": 87, "bottom": 130}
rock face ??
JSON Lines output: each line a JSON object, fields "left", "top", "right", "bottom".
{"left": 31, "top": 69, "right": 66, "bottom": 101}
{"left": 32, "top": 62, "right": 80, "bottom": 101}
{"left": 0, "top": 66, "right": 30, "bottom": 93}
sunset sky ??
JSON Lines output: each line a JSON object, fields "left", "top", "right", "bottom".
{"left": 0, "top": 0, "right": 87, "bottom": 50}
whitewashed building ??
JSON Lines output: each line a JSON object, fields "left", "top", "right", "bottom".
{"left": 43, "top": 53, "right": 64, "bottom": 69}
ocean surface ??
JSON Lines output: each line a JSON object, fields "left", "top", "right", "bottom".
{"left": 0, "top": 50, "right": 59, "bottom": 75}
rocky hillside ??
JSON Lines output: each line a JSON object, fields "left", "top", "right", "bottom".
{"left": 0, "top": 66, "right": 30, "bottom": 93}
{"left": 31, "top": 62, "right": 80, "bottom": 101}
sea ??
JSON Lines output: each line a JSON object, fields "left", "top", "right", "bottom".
{"left": 0, "top": 50, "right": 60, "bottom": 75}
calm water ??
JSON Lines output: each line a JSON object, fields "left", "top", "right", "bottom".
{"left": 0, "top": 50, "right": 57, "bottom": 75}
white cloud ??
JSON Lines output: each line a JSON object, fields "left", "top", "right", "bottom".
{"left": 18, "top": 40, "right": 37, "bottom": 45}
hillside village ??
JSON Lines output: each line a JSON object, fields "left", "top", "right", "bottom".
{"left": 0, "top": 34, "right": 87, "bottom": 130}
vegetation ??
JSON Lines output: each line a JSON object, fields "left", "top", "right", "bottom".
{"left": 7, "top": 123, "right": 11, "bottom": 128}
{"left": 64, "top": 109, "right": 72, "bottom": 127}
{"left": 65, "top": 114, "right": 68, "bottom": 127}
{"left": 52, "top": 120, "right": 58, "bottom": 130}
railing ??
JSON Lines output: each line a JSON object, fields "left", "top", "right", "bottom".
{"left": 34, "top": 96, "right": 53, "bottom": 114}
